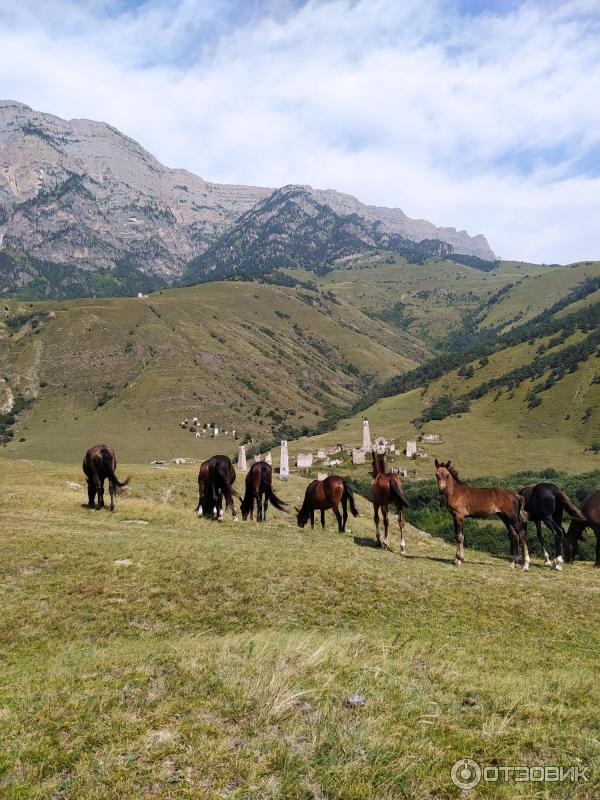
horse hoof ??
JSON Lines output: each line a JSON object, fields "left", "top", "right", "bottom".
{"left": 233, "top": 516, "right": 239, "bottom": 523}
{"left": 554, "top": 563, "right": 563, "bottom": 571}
{"left": 522, "top": 564, "right": 530, "bottom": 572}
{"left": 510, "top": 561, "right": 516, "bottom": 569}
{"left": 453, "top": 559, "right": 461, "bottom": 567}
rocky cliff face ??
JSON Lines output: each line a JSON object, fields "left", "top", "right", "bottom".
{"left": 0, "top": 100, "right": 495, "bottom": 295}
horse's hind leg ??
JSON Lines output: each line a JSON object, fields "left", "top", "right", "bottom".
{"left": 543, "top": 517, "right": 564, "bottom": 570}
{"left": 593, "top": 524, "right": 600, "bottom": 567}
{"left": 262, "top": 492, "right": 269, "bottom": 523}
{"left": 228, "top": 488, "right": 238, "bottom": 522}
{"left": 332, "top": 503, "right": 343, "bottom": 534}
{"left": 310, "top": 510, "right": 315, "bottom": 530}
{"left": 398, "top": 507, "right": 406, "bottom": 555}
{"left": 373, "top": 505, "right": 381, "bottom": 547}
{"left": 86, "top": 480, "right": 96, "bottom": 508}
{"left": 536, "top": 520, "right": 552, "bottom": 565}
{"left": 341, "top": 496, "right": 348, "bottom": 532}
{"left": 109, "top": 481, "right": 116, "bottom": 512}
{"left": 95, "top": 478, "right": 105, "bottom": 509}
{"left": 255, "top": 490, "right": 262, "bottom": 522}
{"left": 514, "top": 520, "right": 530, "bottom": 572}
{"left": 320, "top": 509, "right": 326, "bottom": 529}
{"left": 382, "top": 505, "right": 389, "bottom": 550}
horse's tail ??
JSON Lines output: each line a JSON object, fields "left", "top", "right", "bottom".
{"left": 101, "top": 448, "right": 130, "bottom": 489}
{"left": 343, "top": 480, "right": 360, "bottom": 517}
{"left": 265, "top": 483, "right": 288, "bottom": 512}
{"left": 555, "top": 489, "right": 587, "bottom": 521}
{"left": 389, "top": 478, "right": 409, "bottom": 510}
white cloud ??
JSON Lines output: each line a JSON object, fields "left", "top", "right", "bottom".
{"left": 0, "top": 0, "right": 599, "bottom": 262}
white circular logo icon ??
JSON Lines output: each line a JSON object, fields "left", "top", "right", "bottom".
{"left": 451, "top": 758, "right": 482, "bottom": 789}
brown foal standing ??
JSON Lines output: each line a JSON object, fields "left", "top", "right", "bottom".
{"left": 435, "top": 459, "right": 529, "bottom": 569}
{"left": 371, "top": 451, "right": 409, "bottom": 552}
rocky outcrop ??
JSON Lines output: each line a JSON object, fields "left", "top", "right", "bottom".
{"left": 0, "top": 100, "right": 495, "bottom": 295}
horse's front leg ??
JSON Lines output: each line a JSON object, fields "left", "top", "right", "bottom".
{"left": 453, "top": 515, "right": 464, "bottom": 566}
{"left": 320, "top": 509, "right": 326, "bottom": 529}
{"left": 310, "top": 510, "right": 315, "bottom": 530}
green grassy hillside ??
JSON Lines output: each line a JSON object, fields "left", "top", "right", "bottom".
{"left": 290, "top": 261, "right": 600, "bottom": 478}
{"left": 0, "top": 281, "right": 425, "bottom": 462}
{"left": 1, "top": 459, "right": 598, "bottom": 799}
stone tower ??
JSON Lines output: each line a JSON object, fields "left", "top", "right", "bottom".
{"left": 279, "top": 440, "right": 289, "bottom": 480}
{"left": 237, "top": 445, "right": 247, "bottom": 471}
{"left": 362, "top": 418, "right": 371, "bottom": 451}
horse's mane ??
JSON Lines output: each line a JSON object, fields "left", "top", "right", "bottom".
{"left": 448, "top": 465, "right": 465, "bottom": 484}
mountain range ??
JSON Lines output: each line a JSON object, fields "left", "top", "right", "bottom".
{"left": 0, "top": 100, "right": 495, "bottom": 298}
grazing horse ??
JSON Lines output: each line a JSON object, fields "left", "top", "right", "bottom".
{"left": 519, "top": 483, "right": 585, "bottom": 570}
{"left": 296, "top": 475, "right": 358, "bottom": 533}
{"left": 195, "top": 454, "right": 238, "bottom": 521}
{"left": 564, "top": 489, "right": 600, "bottom": 567}
{"left": 371, "top": 451, "right": 408, "bottom": 552}
{"left": 241, "top": 461, "right": 287, "bottom": 522}
{"left": 434, "top": 459, "right": 529, "bottom": 569}
{"left": 82, "top": 444, "right": 129, "bottom": 511}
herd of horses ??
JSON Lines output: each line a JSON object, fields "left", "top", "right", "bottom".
{"left": 82, "top": 444, "right": 600, "bottom": 571}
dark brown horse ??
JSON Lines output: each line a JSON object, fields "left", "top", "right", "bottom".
{"left": 195, "top": 454, "right": 238, "bottom": 521}
{"left": 435, "top": 459, "right": 528, "bottom": 569}
{"left": 519, "top": 483, "right": 585, "bottom": 570}
{"left": 241, "top": 461, "right": 287, "bottom": 522}
{"left": 296, "top": 475, "right": 358, "bottom": 532}
{"left": 83, "top": 444, "right": 129, "bottom": 511}
{"left": 371, "top": 451, "right": 408, "bottom": 552}
{"left": 564, "top": 489, "right": 600, "bottom": 567}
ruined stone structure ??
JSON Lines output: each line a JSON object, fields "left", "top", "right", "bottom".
{"left": 237, "top": 445, "right": 247, "bottom": 472}
{"left": 213, "top": 426, "right": 219, "bottom": 438}
{"left": 297, "top": 453, "right": 313, "bottom": 469}
{"left": 406, "top": 440, "right": 417, "bottom": 458}
{"left": 352, "top": 449, "right": 366, "bottom": 465}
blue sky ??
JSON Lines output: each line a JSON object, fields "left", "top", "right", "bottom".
{"left": 1, "top": 0, "right": 599, "bottom": 262}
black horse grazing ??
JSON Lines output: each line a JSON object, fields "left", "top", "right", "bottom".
{"left": 295, "top": 475, "right": 358, "bottom": 533}
{"left": 195, "top": 454, "right": 238, "bottom": 521}
{"left": 519, "top": 483, "right": 586, "bottom": 570}
{"left": 240, "top": 461, "right": 287, "bottom": 522}
{"left": 564, "top": 489, "right": 600, "bottom": 567}
{"left": 83, "top": 444, "right": 130, "bottom": 511}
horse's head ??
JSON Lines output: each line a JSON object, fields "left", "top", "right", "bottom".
{"left": 563, "top": 521, "right": 584, "bottom": 563}
{"left": 295, "top": 505, "right": 309, "bottom": 528}
{"left": 434, "top": 459, "right": 453, "bottom": 506}
{"left": 371, "top": 449, "right": 385, "bottom": 477}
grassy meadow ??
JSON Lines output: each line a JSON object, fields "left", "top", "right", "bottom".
{"left": 1, "top": 458, "right": 599, "bottom": 799}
